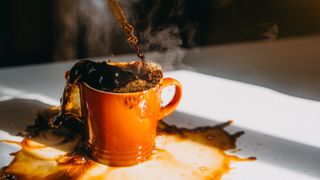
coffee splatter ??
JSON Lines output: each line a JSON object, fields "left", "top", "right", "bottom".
{"left": 0, "top": 109, "right": 254, "bottom": 180}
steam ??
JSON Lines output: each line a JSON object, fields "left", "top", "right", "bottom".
{"left": 77, "top": 0, "right": 114, "bottom": 56}
{"left": 129, "top": 0, "right": 196, "bottom": 70}
{"left": 54, "top": 0, "right": 196, "bottom": 71}
{"left": 53, "top": 0, "right": 114, "bottom": 60}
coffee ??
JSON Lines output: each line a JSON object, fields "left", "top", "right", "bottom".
{"left": 68, "top": 60, "right": 162, "bottom": 93}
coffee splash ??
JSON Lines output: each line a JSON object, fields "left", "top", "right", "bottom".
{"left": 53, "top": 60, "right": 162, "bottom": 127}
{"left": 67, "top": 60, "right": 162, "bottom": 92}
{"left": 0, "top": 107, "right": 255, "bottom": 180}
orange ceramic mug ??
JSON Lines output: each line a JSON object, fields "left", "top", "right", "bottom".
{"left": 80, "top": 64, "right": 182, "bottom": 166}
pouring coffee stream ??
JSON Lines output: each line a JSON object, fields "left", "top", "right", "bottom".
{"left": 107, "top": 0, "right": 152, "bottom": 80}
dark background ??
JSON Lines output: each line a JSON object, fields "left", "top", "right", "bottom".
{"left": 1, "top": 0, "right": 320, "bottom": 68}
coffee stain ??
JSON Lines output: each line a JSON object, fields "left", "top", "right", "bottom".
{"left": 0, "top": 108, "right": 254, "bottom": 180}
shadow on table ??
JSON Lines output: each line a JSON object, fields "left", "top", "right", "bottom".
{"left": 0, "top": 98, "right": 51, "bottom": 167}
{"left": 0, "top": 98, "right": 50, "bottom": 135}
{"left": 165, "top": 111, "right": 320, "bottom": 179}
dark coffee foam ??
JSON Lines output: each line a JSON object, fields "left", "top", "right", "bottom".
{"left": 68, "top": 60, "right": 163, "bottom": 93}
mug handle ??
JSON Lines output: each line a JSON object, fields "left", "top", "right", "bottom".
{"left": 159, "top": 78, "right": 182, "bottom": 120}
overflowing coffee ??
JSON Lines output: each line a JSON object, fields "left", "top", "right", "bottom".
{"left": 68, "top": 60, "right": 162, "bottom": 93}
{"left": 54, "top": 60, "right": 163, "bottom": 127}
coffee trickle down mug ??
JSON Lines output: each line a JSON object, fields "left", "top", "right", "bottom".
{"left": 80, "top": 62, "right": 182, "bottom": 166}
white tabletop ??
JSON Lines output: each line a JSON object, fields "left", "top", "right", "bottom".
{"left": 0, "top": 35, "right": 320, "bottom": 179}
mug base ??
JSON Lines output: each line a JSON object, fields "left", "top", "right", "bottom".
{"left": 87, "top": 142, "right": 154, "bottom": 167}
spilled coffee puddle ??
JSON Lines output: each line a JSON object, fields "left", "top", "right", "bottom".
{"left": 0, "top": 108, "right": 255, "bottom": 180}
